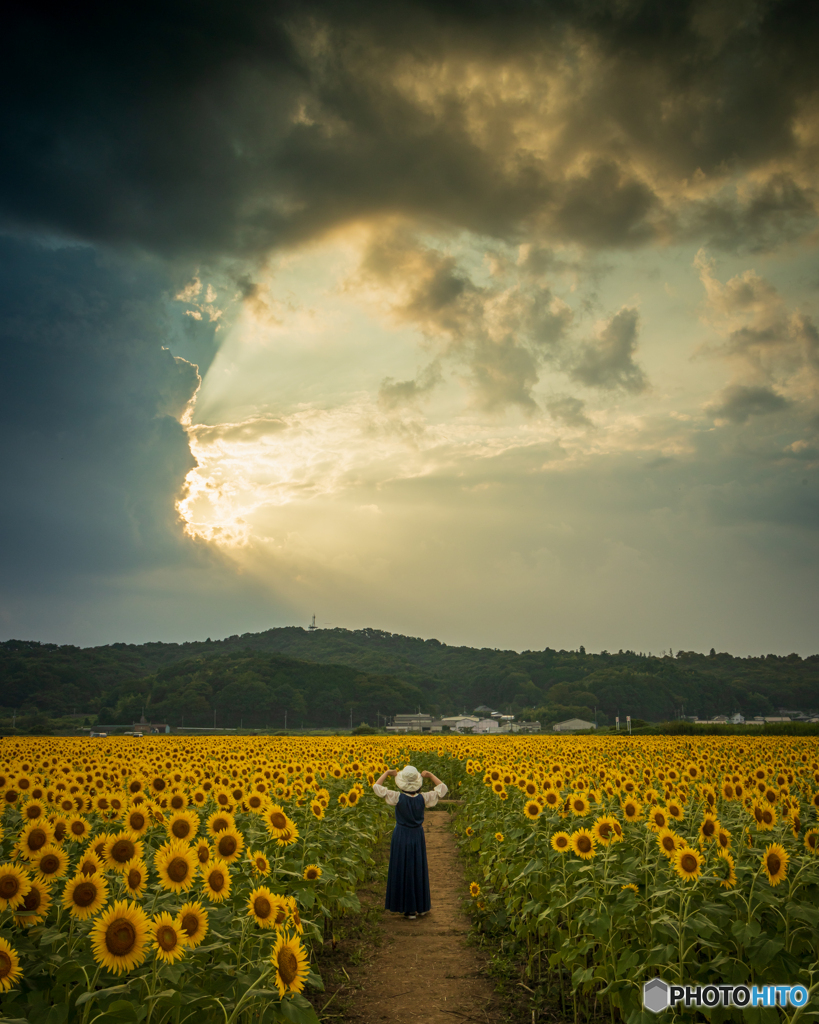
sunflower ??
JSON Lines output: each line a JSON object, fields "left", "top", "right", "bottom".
{"left": 150, "top": 912, "right": 188, "bottom": 965}
{"left": 621, "top": 883, "right": 639, "bottom": 894}
{"left": 648, "top": 807, "right": 669, "bottom": 831}
{"left": 154, "top": 839, "right": 197, "bottom": 893}
{"left": 263, "top": 804, "right": 293, "bottom": 838}
{"left": 201, "top": 859, "right": 232, "bottom": 903}
{"left": 673, "top": 846, "right": 703, "bottom": 882}
{"left": 176, "top": 901, "right": 209, "bottom": 947}
{"left": 123, "top": 806, "right": 151, "bottom": 837}
{"left": 90, "top": 900, "right": 150, "bottom": 975}
{"left": 247, "top": 886, "right": 279, "bottom": 929}
{"left": 62, "top": 873, "right": 109, "bottom": 920}
{"left": 570, "top": 828, "right": 597, "bottom": 859}
{"left": 123, "top": 858, "right": 149, "bottom": 899}
{"left": 494, "top": 832, "right": 505, "bottom": 842}
{"left": 303, "top": 864, "right": 322, "bottom": 881}
{"left": 66, "top": 815, "right": 92, "bottom": 843}
{"left": 551, "top": 831, "right": 571, "bottom": 853}
{"left": 698, "top": 814, "right": 720, "bottom": 844}
{"left": 16, "top": 819, "right": 55, "bottom": 859}
{"left": 104, "top": 833, "right": 144, "bottom": 872}
{"left": 464, "top": 826, "right": 474, "bottom": 837}
{"left": 12, "top": 878, "right": 52, "bottom": 927}
{"left": 276, "top": 822, "right": 299, "bottom": 847}
{"left": 621, "top": 798, "right": 642, "bottom": 822}
{"left": 569, "top": 793, "right": 590, "bottom": 816}
{"left": 347, "top": 789, "right": 361, "bottom": 806}
{"left": 666, "top": 801, "right": 684, "bottom": 822}
{"left": 0, "top": 937, "right": 22, "bottom": 993}
{"left": 762, "top": 843, "right": 788, "bottom": 887}
{"left": 338, "top": 793, "right": 349, "bottom": 807}
{"left": 213, "top": 826, "right": 245, "bottom": 863}
{"left": 50, "top": 816, "right": 70, "bottom": 844}
{"left": 469, "top": 882, "right": 481, "bottom": 897}
{"left": 205, "top": 810, "right": 235, "bottom": 839}
{"left": 249, "top": 850, "right": 271, "bottom": 875}
{"left": 309, "top": 800, "right": 325, "bottom": 820}
{"left": 271, "top": 932, "right": 310, "bottom": 999}
{"left": 32, "top": 844, "right": 70, "bottom": 883}
{"left": 0, "top": 864, "right": 32, "bottom": 911}
{"left": 656, "top": 827, "right": 680, "bottom": 859}
{"left": 716, "top": 851, "right": 737, "bottom": 889}
{"left": 804, "top": 829, "right": 819, "bottom": 855}
{"left": 544, "top": 791, "right": 560, "bottom": 808}
{"left": 523, "top": 800, "right": 542, "bottom": 820}
{"left": 194, "top": 839, "right": 213, "bottom": 867}
{"left": 20, "top": 798, "right": 46, "bottom": 821}
{"left": 166, "top": 810, "right": 199, "bottom": 843}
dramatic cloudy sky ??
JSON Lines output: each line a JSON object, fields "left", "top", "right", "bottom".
{"left": 2, "top": 0, "right": 818, "bottom": 654}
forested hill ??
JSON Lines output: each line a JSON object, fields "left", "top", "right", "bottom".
{"left": 2, "top": 627, "right": 818, "bottom": 729}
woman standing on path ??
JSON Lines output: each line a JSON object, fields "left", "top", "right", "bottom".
{"left": 372, "top": 765, "right": 448, "bottom": 920}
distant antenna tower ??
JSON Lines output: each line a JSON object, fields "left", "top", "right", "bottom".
{"left": 308, "top": 614, "right": 317, "bottom": 631}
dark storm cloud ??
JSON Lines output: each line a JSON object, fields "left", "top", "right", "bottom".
{"left": 2, "top": 0, "right": 818, "bottom": 257}
{"left": 0, "top": 236, "right": 209, "bottom": 585}
{"left": 569, "top": 307, "right": 647, "bottom": 392}
{"left": 357, "top": 227, "right": 574, "bottom": 410}
{"left": 706, "top": 383, "right": 791, "bottom": 423}
{"left": 546, "top": 394, "right": 593, "bottom": 428}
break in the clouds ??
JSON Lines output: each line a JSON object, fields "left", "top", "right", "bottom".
{"left": 1, "top": 0, "right": 818, "bottom": 654}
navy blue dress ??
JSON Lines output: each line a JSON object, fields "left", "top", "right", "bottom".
{"left": 384, "top": 791, "right": 431, "bottom": 915}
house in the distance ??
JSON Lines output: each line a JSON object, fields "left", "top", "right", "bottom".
{"left": 553, "top": 718, "right": 596, "bottom": 732}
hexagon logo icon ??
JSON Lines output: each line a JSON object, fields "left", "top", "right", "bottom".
{"left": 643, "top": 978, "right": 669, "bottom": 1013}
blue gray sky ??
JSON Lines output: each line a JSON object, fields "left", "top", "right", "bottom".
{"left": 1, "top": 0, "right": 817, "bottom": 654}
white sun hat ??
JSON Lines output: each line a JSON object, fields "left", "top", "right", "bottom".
{"left": 395, "top": 765, "right": 423, "bottom": 792}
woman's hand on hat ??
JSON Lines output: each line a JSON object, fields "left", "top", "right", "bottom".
{"left": 386, "top": 769, "right": 399, "bottom": 777}
{"left": 420, "top": 770, "right": 431, "bottom": 779}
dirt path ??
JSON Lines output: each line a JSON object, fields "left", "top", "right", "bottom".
{"left": 341, "top": 808, "right": 503, "bottom": 1024}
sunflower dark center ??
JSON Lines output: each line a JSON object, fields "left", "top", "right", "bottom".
{"left": 767, "top": 854, "right": 781, "bottom": 874}
{"left": 71, "top": 822, "right": 85, "bottom": 835}
{"left": 23, "top": 888, "right": 41, "bottom": 911}
{"left": 28, "top": 828, "right": 47, "bottom": 851}
{"left": 25, "top": 805, "right": 41, "bottom": 819}
{"left": 254, "top": 896, "right": 272, "bottom": 918}
{"left": 129, "top": 813, "right": 145, "bottom": 830}
{"left": 73, "top": 881, "right": 97, "bottom": 907}
{"left": 0, "top": 951, "right": 11, "bottom": 979}
{"left": 197, "top": 847, "right": 210, "bottom": 863}
{"left": 0, "top": 876, "right": 20, "bottom": 898}
{"left": 212, "top": 817, "right": 229, "bottom": 832}
{"left": 158, "top": 926, "right": 177, "bottom": 951}
{"left": 167, "top": 857, "right": 189, "bottom": 883}
{"left": 181, "top": 912, "right": 199, "bottom": 937}
{"left": 269, "top": 812, "right": 287, "bottom": 830}
{"left": 39, "top": 854, "right": 60, "bottom": 874}
{"left": 306, "top": 868, "right": 318, "bottom": 879}
{"left": 662, "top": 836, "right": 675, "bottom": 850}
{"left": 218, "top": 835, "right": 237, "bottom": 856}
{"left": 278, "top": 946, "right": 298, "bottom": 983}
{"left": 681, "top": 853, "right": 698, "bottom": 873}
{"left": 171, "top": 821, "right": 191, "bottom": 839}
{"left": 209, "top": 871, "right": 225, "bottom": 892}
{"left": 127, "top": 869, "right": 142, "bottom": 889}
{"left": 171, "top": 796, "right": 184, "bottom": 808}
{"left": 105, "top": 918, "right": 136, "bottom": 955}
{"left": 703, "top": 821, "right": 715, "bottom": 836}
{"left": 577, "top": 836, "right": 592, "bottom": 853}
{"left": 111, "top": 839, "right": 135, "bottom": 863}
{"left": 556, "top": 836, "right": 568, "bottom": 847}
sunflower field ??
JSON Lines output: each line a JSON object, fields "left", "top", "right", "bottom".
{"left": 0, "top": 736, "right": 401, "bottom": 1024}
{"left": 1, "top": 734, "right": 818, "bottom": 1024}
{"left": 453, "top": 736, "right": 819, "bottom": 1024}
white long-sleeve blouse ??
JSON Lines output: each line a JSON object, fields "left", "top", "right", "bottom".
{"left": 372, "top": 782, "right": 448, "bottom": 807}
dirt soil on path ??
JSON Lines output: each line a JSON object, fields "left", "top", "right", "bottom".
{"left": 341, "top": 808, "right": 504, "bottom": 1024}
